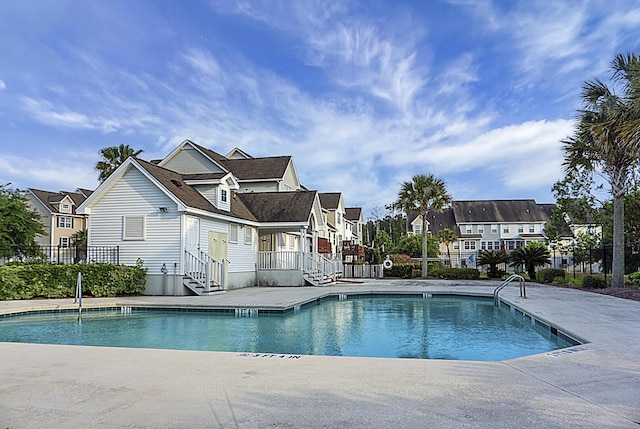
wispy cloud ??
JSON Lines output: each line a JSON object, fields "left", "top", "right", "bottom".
{"left": 0, "top": 80, "right": 5, "bottom": 91}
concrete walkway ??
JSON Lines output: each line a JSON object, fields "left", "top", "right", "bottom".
{"left": 1, "top": 279, "right": 639, "bottom": 428}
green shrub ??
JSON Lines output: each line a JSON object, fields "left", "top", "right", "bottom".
{"left": 566, "top": 277, "right": 582, "bottom": 287}
{"left": 536, "top": 268, "right": 566, "bottom": 284}
{"left": 384, "top": 263, "right": 418, "bottom": 278}
{"left": 628, "top": 271, "right": 640, "bottom": 286}
{"left": 582, "top": 274, "right": 605, "bottom": 289}
{"left": 436, "top": 267, "right": 480, "bottom": 280}
{"left": 384, "top": 261, "right": 443, "bottom": 278}
{"left": 0, "top": 262, "right": 147, "bottom": 300}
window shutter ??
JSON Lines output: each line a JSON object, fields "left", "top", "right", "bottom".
{"left": 123, "top": 216, "right": 145, "bottom": 240}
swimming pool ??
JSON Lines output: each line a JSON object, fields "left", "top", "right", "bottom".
{"left": 0, "top": 295, "right": 577, "bottom": 360}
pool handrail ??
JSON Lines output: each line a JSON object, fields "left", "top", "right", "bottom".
{"left": 493, "top": 274, "right": 526, "bottom": 306}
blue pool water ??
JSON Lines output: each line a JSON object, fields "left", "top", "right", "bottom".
{"left": 0, "top": 296, "right": 575, "bottom": 361}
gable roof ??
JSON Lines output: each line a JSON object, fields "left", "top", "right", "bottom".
{"left": 235, "top": 191, "right": 317, "bottom": 223}
{"left": 28, "top": 188, "right": 88, "bottom": 215}
{"left": 179, "top": 141, "right": 292, "bottom": 181}
{"left": 452, "top": 200, "right": 546, "bottom": 223}
{"left": 136, "top": 159, "right": 256, "bottom": 221}
{"left": 319, "top": 192, "right": 341, "bottom": 210}
{"left": 226, "top": 147, "right": 253, "bottom": 159}
{"left": 345, "top": 207, "right": 362, "bottom": 221}
{"left": 425, "top": 208, "right": 459, "bottom": 236}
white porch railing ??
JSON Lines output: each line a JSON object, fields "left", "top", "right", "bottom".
{"left": 258, "top": 251, "right": 301, "bottom": 270}
{"left": 184, "top": 250, "right": 225, "bottom": 293}
{"left": 257, "top": 251, "right": 343, "bottom": 285}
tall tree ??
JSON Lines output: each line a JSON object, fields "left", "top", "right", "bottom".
{"left": 395, "top": 174, "right": 451, "bottom": 277}
{"left": 0, "top": 184, "right": 45, "bottom": 259}
{"left": 561, "top": 53, "right": 640, "bottom": 287}
{"left": 437, "top": 228, "right": 457, "bottom": 264}
{"left": 95, "top": 144, "right": 143, "bottom": 182}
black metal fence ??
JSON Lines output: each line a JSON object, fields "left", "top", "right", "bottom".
{"left": 0, "top": 245, "right": 119, "bottom": 266}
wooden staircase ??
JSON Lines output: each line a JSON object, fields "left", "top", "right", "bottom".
{"left": 184, "top": 250, "right": 226, "bottom": 296}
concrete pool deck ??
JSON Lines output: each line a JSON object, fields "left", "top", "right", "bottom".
{"left": 1, "top": 279, "right": 639, "bottom": 428}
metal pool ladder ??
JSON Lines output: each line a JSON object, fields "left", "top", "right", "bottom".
{"left": 493, "top": 274, "right": 526, "bottom": 306}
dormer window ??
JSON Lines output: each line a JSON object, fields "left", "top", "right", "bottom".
{"left": 62, "top": 203, "right": 70, "bottom": 210}
{"left": 221, "top": 190, "right": 227, "bottom": 202}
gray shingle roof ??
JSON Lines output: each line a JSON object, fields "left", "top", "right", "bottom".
{"left": 235, "top": 191, "right": 316, "bottom": 223}
{"left": 190, "top": 141, "right": 291, "bottom": 181}
{"left": 28, "top": 189, "right": 88, "bottom": 214}
{"left": 452, "top": 200, "right": 546, "bottom": 223}
{"left": 221, "top": 156, "right": 291, "bottom": 180}
{"left": 136, "top": 159, "right": 257, "bottom": 221}
{"left": 345, "top": 207, "right": 362, "bottom": 221}
{"left": 319, "top": 193, "right": 341, "bottom": 210}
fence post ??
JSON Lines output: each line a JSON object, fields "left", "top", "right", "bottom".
{"left": 603, "top": 244, "right": 607, "bottom": 286}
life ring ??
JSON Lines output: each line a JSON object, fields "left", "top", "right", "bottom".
{"left": 383, "top": 259, "right": 393, "bottom": 269}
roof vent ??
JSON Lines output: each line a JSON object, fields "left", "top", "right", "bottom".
{"left": 171, "top": 179, "right": 183, "bottom": 187}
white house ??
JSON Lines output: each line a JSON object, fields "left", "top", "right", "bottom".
{"left": 78, "top": 141, "right": 341, "bottom": 295}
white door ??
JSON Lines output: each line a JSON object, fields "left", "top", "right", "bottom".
{"left": 185, "top": 216, "right": 200, "bottom": 254}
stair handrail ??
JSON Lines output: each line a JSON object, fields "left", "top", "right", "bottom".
{"left": 493, "top": 274, "right": 526, "bottom": 306}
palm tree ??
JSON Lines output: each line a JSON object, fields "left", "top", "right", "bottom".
{"left": 437, "top": 228, "right": 457, "bottom": 266}
{"left": 509, "top": 242, "right": 551, "bottom": 280}
{"left": 477, "top": 250, "right": 510, "bottom": 278}
{"left": 395, "top": 174, "right": 451, "bottom": 277}
{"left": 562, "top": 53, "right": 640, "bottom": 287}
{"left": 95, "top": 144, "right": 143, "bottom": 182}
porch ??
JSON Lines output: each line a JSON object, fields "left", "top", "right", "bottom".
{"left": 257, "top": 250, "right": 343, "bottom": 287}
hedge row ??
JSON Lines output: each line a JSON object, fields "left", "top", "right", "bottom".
{"left": 434, "top": 267, "right": 480, "bottom": 280}
{"left": 383, "top": 262, "right": 445, "bottom": 278}
{"left": 0, "top": 262, "right": 147, "bottom": 300}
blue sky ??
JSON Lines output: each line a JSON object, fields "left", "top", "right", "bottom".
{"left": 1, "top": 1, "right": 639, "bottom": 218}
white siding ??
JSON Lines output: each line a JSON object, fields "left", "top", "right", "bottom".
{"left": 198, "top": 217, "right": 257, "bottom": 273}
{"left": 88, "top": 167, "right": 181, "bottom": 273}
{"left": 281, "top": 161, "right": 300, "bottom": 190}
{"left": 163, "top": 146, "right": 225, "bottom": 174}
{"left": 238, "top": 181, "right": 279, "bottom": 193}
{"left": 229, "top": 225, "right": 258, "bottom": 272}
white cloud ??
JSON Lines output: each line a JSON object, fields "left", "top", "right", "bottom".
{"left": 0, "top": 79, "right": 5, "bottom": 91}
{"left": 0, "top": 154, "right": 97, "bottom": 192}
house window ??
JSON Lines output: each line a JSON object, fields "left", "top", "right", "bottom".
{"left": 503, "top": 225, "right": 509, "bottom": 234}
{"left": 229, "top": 224, "right": 238, "bottom": 242}
{"left": 337, "top": 212, "right": 341, "bottom": 224}
{"left": 59, "top": 237, "right": 70, "bottom": 248}
{"left": 478, "top": 225, "right": 484, "bottom": 234}
{"left": 464, "top": 241, "right": 476, "bottom": 250}
{"left": 453, "top": 242, "right": 459, "bottom": 250}
{"left": 414, "top": 224, "right": 422, "bottom": 234}
{"left": 528, "top": 224, "right": 535, "bottom": 233}
{"left": 123, "top": 216, "right": 145, "bottom": 240}
{"left": 244, "top": 227, "right": 253, "bottom": 245}
{"left": 58, "top": 216, "right": 73, "bottom": 229}
{"left": 481, "top": 241, "right": 487, "bottom": 250}
{"left": 62, "top": 203, "right": 70, "bottom": 210}
{"left": 465, "top": 225, "right": 472, "bottom": 234}
{"left": 221, "top": 189, "right": 227, "bottom": 203}
{"left": 518, "top": 225, "right": 524, "bottom": 233}
{"left": 491, "top": 224, "right": 498, "bottom": 234}
{"left": 289, "top": 235, "right": 296, "bottom": 249}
